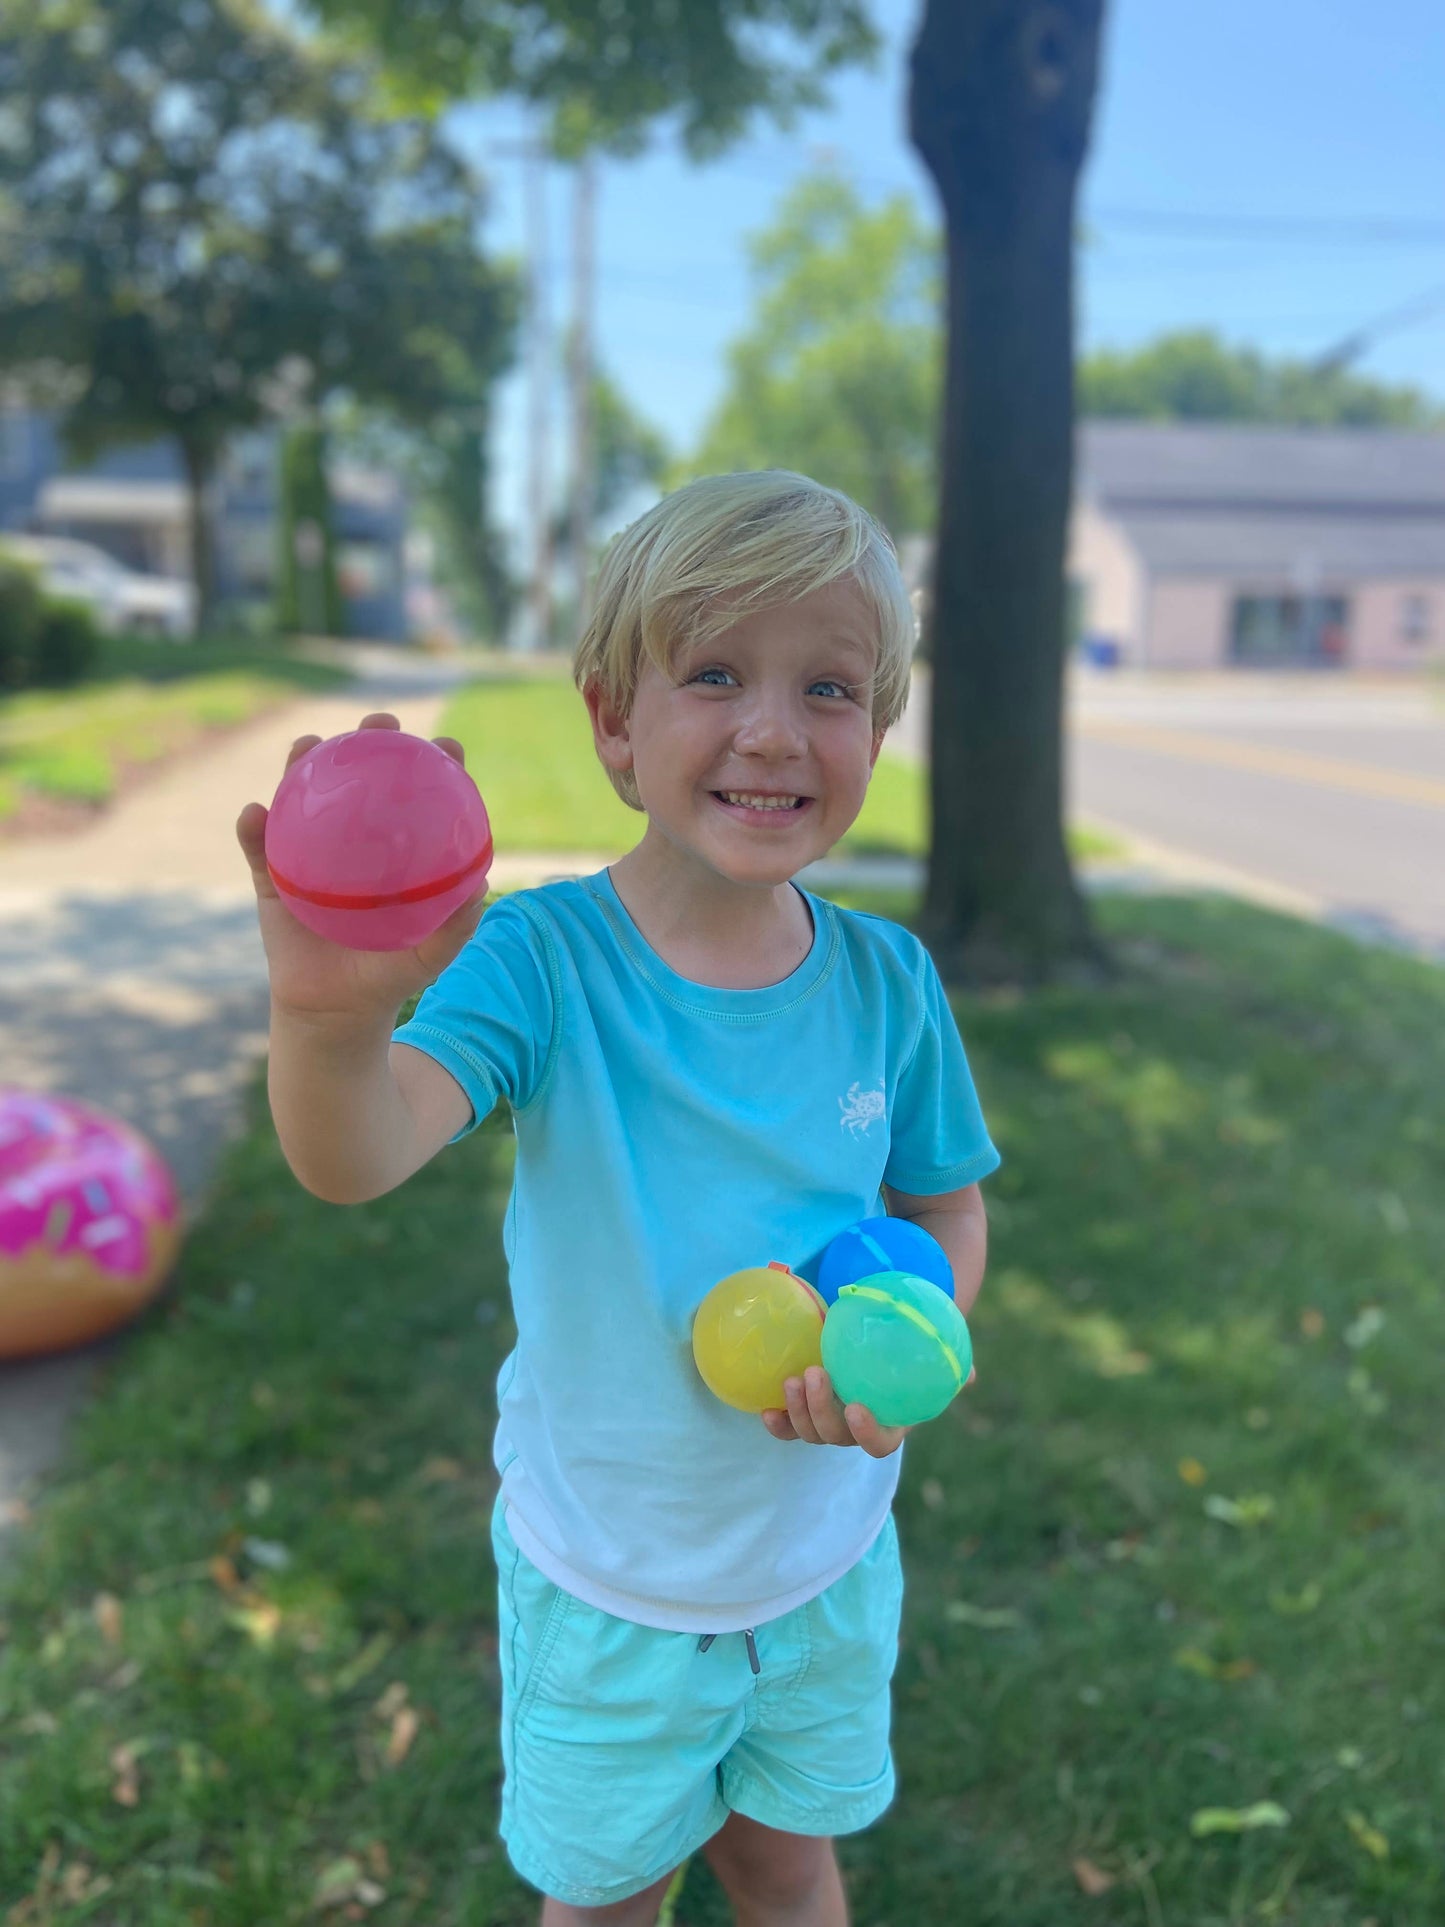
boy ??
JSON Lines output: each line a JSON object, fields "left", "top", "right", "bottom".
{"left": 237, "top": 470, "right": 999, "bottom": 1926}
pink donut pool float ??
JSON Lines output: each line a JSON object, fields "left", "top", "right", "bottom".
{"left": 0, "top": 1090, "right": 181, "bottom": 1361}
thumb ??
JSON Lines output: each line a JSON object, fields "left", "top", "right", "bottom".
{"left": 415, "top": 886, "right": 489, "bottom": 973}
{"left": 236, "top": 802, "right": 279, "bottom": 899}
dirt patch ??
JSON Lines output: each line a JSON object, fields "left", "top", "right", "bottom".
{"left": 0, "top": 710, "right": 285, "bottom": 844}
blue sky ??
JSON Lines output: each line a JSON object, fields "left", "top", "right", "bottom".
{"left": 447, "top": 0, "right": 1445, "bottom": 563}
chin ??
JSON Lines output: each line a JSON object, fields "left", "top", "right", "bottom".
{"left": 709, "top": 846, "right": 817, "bottom": 888}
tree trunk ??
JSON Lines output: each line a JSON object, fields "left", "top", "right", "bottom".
{"left": 909, "top": 0, "right": 1109, "bottom": 985}
{"left": 178, "top": 436, "right": 217, "bottom": 633}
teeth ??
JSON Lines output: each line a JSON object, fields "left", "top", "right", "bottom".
{"left": 721, "top": 792, "right": 801, "bottom": 810}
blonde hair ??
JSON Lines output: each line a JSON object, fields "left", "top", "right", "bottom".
{"left": 573, "top": 469, "right": 916, "bottom": 810}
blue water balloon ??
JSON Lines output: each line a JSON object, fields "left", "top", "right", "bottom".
{"left": 816, "top": 1214, "right": 954, "bottom": 1306}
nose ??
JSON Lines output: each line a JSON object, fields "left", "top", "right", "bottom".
{"left": 732, "top": 684, "right": 808, "bottom": 760}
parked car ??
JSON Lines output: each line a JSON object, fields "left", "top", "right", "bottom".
{"left": 0, "top": 535, "right": 196, "bottom": 639}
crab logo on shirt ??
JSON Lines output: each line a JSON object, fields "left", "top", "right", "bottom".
{"left": 839, "top": 1081, "right": 886, "bottom": 1136}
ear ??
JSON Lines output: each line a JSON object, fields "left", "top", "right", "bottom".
{"left": 584, "top": 677, "right": 634, "bottom": 778}
{"left": 867, "top": 724, "right": 887, "bottom": 775}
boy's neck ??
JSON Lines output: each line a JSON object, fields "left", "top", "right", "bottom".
{"left": 607, "top": 835, "right": 814, "bottom": 991}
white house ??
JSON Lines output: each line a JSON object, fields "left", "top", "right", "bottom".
{"left": 1068, "top": 421, "right": 1445, "bottom": 670}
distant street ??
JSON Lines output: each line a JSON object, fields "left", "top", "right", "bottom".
{"left": 890, "top": 669, "right": 1445, "bottom": 962}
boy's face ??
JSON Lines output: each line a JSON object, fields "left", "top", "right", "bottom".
{"left": 588, "top": 578, "right": 886, "bottom": 889}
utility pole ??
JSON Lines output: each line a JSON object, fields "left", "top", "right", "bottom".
{"left": 488, "top": 136, "right": 554, "bottom": 652}
{"left": 525, "top": 147, "right": 554, "bottom": 653}
{"left": 569, "top": 152, "right": 598, "bottom": 643}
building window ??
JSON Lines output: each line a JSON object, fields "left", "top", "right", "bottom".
{"left": 1400, "top": 593, "right": 1431, "bottom": 643}
{"left": 1230, "top": 594, "right": 1349, "bottom": 667}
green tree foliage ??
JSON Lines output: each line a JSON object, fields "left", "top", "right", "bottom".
{"left": 678, "top": 173, "right": 943, "bottom": 540}
{"left": 308, "top": 0, "right": 881, "bottom": 159}
{"left": 0, "top": 0, "right": 519, "bottom": 621}
{"left": 1080, "top": 329, "right": 1443, "bottom": 426}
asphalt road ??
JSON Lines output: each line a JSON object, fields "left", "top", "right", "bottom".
{"left": 892, "top": 669, "right": 1445, "bottom": 963}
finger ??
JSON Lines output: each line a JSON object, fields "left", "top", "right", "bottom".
{"left": 358, "top": 712, "right": 400, "bottom": 731}
{"left": 803, "top": 1366, "right": 856, "bottom": 1447}
{"left": 782, "top": 1376, "right": 824, "bottom": 1446}
{"left": 963, "top": 1365, "right": 977, "bottom": 1390}
{"left": 431, "top": 735, "right": 466, "bottom": 765}
{"left": 283, "top": 733, "right": 323, "bottom": 771}
{"left": 843, "top": 1403, "right": 911, "bottom": 1460}
{"left": 760, "top": 1407, "right": 799, "bottom": 1441}
{"left": 416, "top": 887, "right": 489, "bottom": 973}
{"left": 235, "top": 802, "right": 279, "bottom": 897}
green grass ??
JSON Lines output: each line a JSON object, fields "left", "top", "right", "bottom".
{"left": 438, "top": 678, "right": 1121, "bottom": 862}
{"left": 2, "top": 891, "right": 1440, "bottom": 1925}
{"left": 0, "top": 635, "right": 350, "bottom": 821}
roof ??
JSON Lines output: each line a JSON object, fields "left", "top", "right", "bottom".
{"left": 37, "top": 478, "right": 189, "bottom": 524}
{"left": 1079, "top": 422, "right": 1445, "bottom": 578}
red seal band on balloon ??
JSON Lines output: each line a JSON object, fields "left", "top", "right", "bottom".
{"left": 269, "top": 830, "right": 493, "bottom": 911}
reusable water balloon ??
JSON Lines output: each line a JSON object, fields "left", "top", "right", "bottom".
{"left": 0, "top": 1090, "right": 182, "bottom": 1360}
{"left": 816, "top": 1214, "right": 954, "bottom": 1305}
{"left": 821, "top": 1269, "right": 972, "bottom": 1428}
{"left": 692, "top": 1262, "right": 827, "bottom": 1414}
{"left": 265, "top": 728, "right": 492, "bottom": 950}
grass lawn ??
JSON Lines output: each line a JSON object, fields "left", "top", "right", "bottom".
{"left": 2, "top": 892, "right": 1441, "bottom": 1924}
{"left": 0, "top": 635, "right": 350, "bottom": 824}
{"left": 437, "top": 679, "right": 1121, "bottom": 863}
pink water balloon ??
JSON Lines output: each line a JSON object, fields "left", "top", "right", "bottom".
{"left": 264, "top": 728, "right": 493, "bottom": 950}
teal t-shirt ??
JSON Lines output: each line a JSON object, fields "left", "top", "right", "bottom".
{"left": 393, "top": 867, "right": 1000, "bottom": 1631}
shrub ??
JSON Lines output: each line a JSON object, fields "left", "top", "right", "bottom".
{"left": 34, "top": 597, "right": 101, "bottom": 686}
{"left": 0, "top": 562, "right": 101, "bottom": 689}
{"left": 0, "top": 559, "right": 43, "bottom": 688}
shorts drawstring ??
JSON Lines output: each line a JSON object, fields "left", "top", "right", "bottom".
{"left": 697, "top": 1629, "right": 761, "bottom": 1676}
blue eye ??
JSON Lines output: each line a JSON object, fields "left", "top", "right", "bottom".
{"left": 691, "top": 666, "right": 737, "bottom": 687}
{"left": 809, "top": 679, "right": 849, "bottom": 700}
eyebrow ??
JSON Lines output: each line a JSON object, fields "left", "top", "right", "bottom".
{"left": 826, "top": 638, "right": 877, "bottom": 671}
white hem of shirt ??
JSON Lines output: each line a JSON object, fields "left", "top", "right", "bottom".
{"left": 499, "top": 1476, "right": 900, "bottom": 1634}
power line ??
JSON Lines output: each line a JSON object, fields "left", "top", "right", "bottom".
{"left": 706, "top": 150, "right": 1445, "bottom": 246}
{"left": 1310, "top": 281, "right": 1445, "bottom": 374}
{"left": 1084, "top": 205, "right": 1445, "bottom": 245}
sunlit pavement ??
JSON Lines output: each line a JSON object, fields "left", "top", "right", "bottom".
{"left": 0, "top": 669, "right": 470, "bottom": 1562}
{"left": 889, "top": 666, "right": 1445, "bottom": 965}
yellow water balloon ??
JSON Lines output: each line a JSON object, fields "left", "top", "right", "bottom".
{"left": 691, "top": 1262, "right": 827, "bottom": 1413}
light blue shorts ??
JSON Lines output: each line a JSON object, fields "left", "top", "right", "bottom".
{"left": 491, "top": 1496, "right": 903, "bottom": 1910}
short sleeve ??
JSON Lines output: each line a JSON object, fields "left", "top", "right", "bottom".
{"left": 391, "top": 894, "right": 558, "bottom": 1137}
{"left": 884, "top": 949, "right": 1001, "bottom": 1194}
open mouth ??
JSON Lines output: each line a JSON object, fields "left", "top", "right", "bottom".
{"left": 711, "top": 791, "right": 812, "bottom": 819}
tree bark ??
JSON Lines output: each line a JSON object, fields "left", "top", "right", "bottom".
{"left": 178, "top": 436, "right": 217, "bottom": 633}
{"left": 909, "top": 0, "right": 1109, "bottom": 985}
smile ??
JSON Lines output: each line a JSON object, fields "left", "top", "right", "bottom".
{"left": 713, "top": 791, "right": 810, "bottom": 813}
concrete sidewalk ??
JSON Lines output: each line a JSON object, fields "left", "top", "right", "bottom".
{"left": 0, "top": 672, "right": 472, "bottom": 1565}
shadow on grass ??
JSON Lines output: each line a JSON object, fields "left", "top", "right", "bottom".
{"left": 1, "top": 891, "right": 1441, "bottom": 1924}
{"left": 85, "top": 634, "right": 354, "bottom": 693}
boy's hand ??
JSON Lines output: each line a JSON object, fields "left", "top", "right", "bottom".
{"left": 236, "top": 712, "right": 487, "bottom": 1026}
{"left": 762, "top": 1366, "right": 912, "bottom": 1459}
